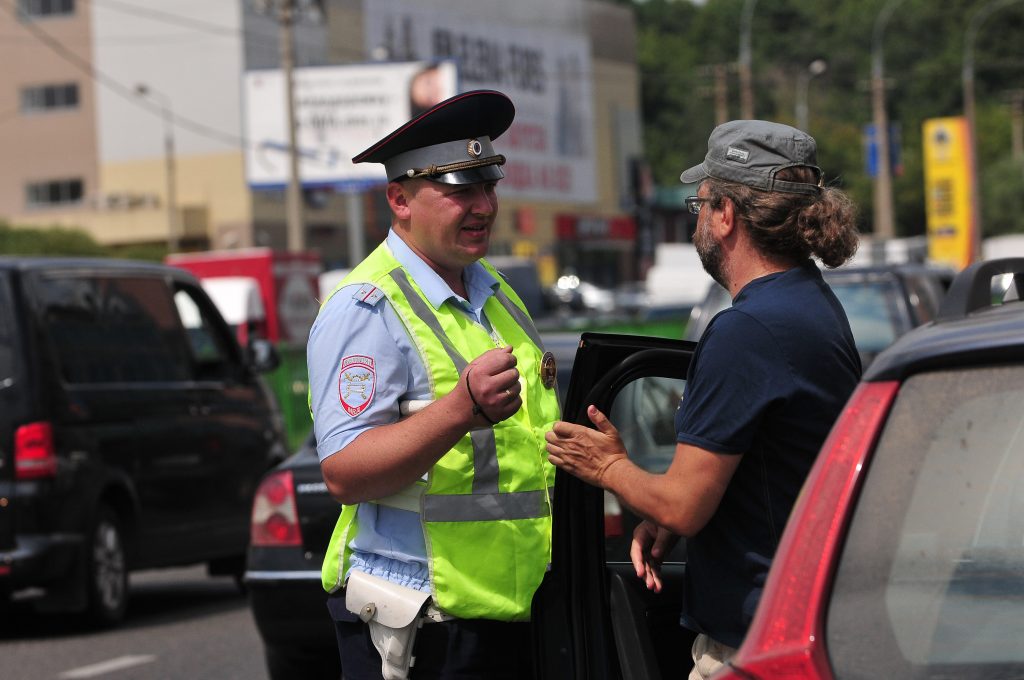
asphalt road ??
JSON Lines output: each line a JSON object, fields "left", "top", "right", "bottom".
{"left": 0, "top": 566, "right": 271, "bottom": 680}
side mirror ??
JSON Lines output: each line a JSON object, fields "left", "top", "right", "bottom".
{"left": 246, "top": 338, "right": 281, "bottom": 373}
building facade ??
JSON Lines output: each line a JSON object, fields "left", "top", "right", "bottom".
{"left": 2, "top": 0, "right": 643, "bottom": 285}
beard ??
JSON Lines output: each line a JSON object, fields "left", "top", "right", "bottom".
{"left": 694, "top": 219, "right": 727, "bottom": 288}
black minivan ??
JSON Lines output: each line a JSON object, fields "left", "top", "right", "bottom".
{"left": 0, "top": 257, "right": 287, "bottom": 626}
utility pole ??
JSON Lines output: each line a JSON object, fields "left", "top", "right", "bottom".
{"left": 279, "top": 0, "right": 305, "bottom": 252}
{"left": 714, "top": 64, "right": 729, "bottom": 125}
{"left": 255, "top": 0, "right": 308, "bottom": 252}
{"left": 738, "top": 0, "right": 757, "bottom": 120}
{"left": 963, "top": 0, "right": 1024, "bottom": 262}
{"left": 1008, "top": 90, "right": 1024, "bottom": 162}
{"left": 697, "top": 64, "right": 732, "bottom": 126}
{"left": 870, "top": 0, "right": 904, "bottom": 242}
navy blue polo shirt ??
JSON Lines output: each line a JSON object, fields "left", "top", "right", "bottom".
{"left": 675, "top": 260, "right": 861, "bottom": 648}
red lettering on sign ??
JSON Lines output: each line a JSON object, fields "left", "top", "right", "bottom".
{"left": 504, "top": 124, "right": 548, "bottom": 151}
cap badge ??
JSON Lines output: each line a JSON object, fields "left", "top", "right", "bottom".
{"left": 467, "top": 139, "right": 483, "bottom": 158}
{"left": 539, "top": 351, "right": 557, "bottom": 390}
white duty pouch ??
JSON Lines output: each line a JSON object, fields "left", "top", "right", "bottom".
{"left": 345, "top": 570, "right": 433, "bottom": 680}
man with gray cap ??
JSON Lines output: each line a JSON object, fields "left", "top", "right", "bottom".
{"left": 308, "top": 90, "right": 560, "bottom": 679}
{"left": 545, "top": 120, "right": 861, "bottom": 679}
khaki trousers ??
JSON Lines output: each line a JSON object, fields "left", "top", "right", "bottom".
{"left": 687, "top": 633, "right": 738, "bottom": 680}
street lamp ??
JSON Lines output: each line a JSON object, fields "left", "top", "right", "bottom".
{"left": 795, "top": 59, "right": 828, "bottom": 132}
{"left": 870, "top": 0, "right": 906, "bottom": 242}
{"left": 963, "top": 0, "right": 1024, "bottom": 263}
{"left": 134, "top": 84, "right": 179, "bottom": 253}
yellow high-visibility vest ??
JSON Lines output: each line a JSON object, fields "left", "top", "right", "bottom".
{"left": 318, "top": 242, "right": 559, "bottom": 621}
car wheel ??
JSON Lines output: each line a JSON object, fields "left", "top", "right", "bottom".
{"left": 264, "top": 643, "right": 341, "bottom": 680}
{"left": 85, "top": 505, "right": 128, "bottom": 626}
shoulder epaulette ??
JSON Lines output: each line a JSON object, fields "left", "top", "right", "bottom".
{"left": 353, "top": 284, "right": 386, "bottom": 307}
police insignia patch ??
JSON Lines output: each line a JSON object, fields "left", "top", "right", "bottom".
{"left": 338, "top": 355, "right": 376, "bottom": 417}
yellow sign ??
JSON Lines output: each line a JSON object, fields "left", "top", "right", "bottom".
{"left": 922, "top": 117, "right": 976, "bottom": 270}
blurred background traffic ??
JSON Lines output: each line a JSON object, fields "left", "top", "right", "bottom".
{"left": 7, "top": 0, "right": 1023, "bottom": 449}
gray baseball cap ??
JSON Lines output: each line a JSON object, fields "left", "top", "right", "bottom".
{"left": 679, "top": 120, "right": 823, "bottom": 195}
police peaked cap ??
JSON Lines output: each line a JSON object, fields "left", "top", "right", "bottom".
{"left": 352, "top": 89, "right": 515, "bottom": 185}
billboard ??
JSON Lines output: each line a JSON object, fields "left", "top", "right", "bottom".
{"left": 922, "top": 117, "right": 976, "bottom": 270}
{"left": 363, "top": 0, "right": 597, "bottom": 204}
{"left": 242, "top": 60, "right": 458, "bottom": 189}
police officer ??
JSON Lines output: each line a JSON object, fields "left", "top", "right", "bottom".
{"left": 307, "top": 90, "right": 560, "bottom": 680}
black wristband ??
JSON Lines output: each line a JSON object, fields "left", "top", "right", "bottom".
{"left": 464, "top": 367, "right": 497, "bottom": 425}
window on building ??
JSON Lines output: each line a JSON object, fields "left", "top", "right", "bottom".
{"left": 17, "top": 0, "right": 74, "bottom": 17}
{"left": 20, "top": 83, "right": 79, "bottom": 113}
{"left": 26, "top": 179, "right": 84, "bottom": 207}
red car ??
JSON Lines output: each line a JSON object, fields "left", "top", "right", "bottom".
{"left": 716, "top": 257, "right": 1024, "bottom": 679}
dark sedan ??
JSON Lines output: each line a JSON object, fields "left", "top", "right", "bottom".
{"left": 245, "top": 434, "right": 340, "bottom": 680}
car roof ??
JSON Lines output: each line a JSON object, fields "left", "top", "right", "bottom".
{"left": 823, "top": 261, "right": 954, "bottom": 281}
{"left": 864, "top": 258, "right": 1024, "bottom": 382}
{"left": 863, "top": 302, "right": 1024, "bottom": 381}
{"left": 0, "top": 255, "right": 195, "bottom": 281}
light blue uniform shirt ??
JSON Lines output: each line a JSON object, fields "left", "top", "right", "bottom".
{"left": 307, "top": 229, "right": 501, "bottom": 591}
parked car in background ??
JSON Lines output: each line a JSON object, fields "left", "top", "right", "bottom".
{"left": 685, "top": 262, "right": 954, "bottom": 369}
{"left": 714, "top": 257, "right": 1024, "bottom": 678}
{"left": 0, "top": 257, "right": 286, "bottom": 626}
{"left": 246, "top": 432, "right": 341, "bottom": 680}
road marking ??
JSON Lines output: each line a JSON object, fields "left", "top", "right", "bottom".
{"left": 59, "top": 655, "right": 156, "bottom": 678}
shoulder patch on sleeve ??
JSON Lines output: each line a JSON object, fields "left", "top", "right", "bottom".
{"left": 338, "top": 355, "right": 377, "bottom": 417}
{"left": 353, "top": 284, "right": 385, "bottom": 307}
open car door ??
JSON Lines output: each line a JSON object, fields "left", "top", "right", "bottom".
{"left": 533, "top": 332, "right": 698, "bottom": 680}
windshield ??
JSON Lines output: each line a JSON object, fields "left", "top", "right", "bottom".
{"left": 829, "top": 279, "right": 904, "bottom": 354}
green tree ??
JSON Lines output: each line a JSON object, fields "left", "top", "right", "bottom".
{"left": 626, "top": 0, "right": 1024, "bottom": 238}
{"left": 0, "top": 222, "right": 166, "bottom": 261}
{"left": 981, "top": 156, "right": 1024, "bottom": 236}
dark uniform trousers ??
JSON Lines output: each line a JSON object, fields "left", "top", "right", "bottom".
{"left": 335, "top": 617, "right": 533, "bottom": 680}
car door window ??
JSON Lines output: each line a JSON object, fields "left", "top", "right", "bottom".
{"left": 39, "top": 275, "right": 191, "bottom": 384}
{"left": 173, "top": 287, "right": 233, "bottom": 381}
{"left": 0, "top": 277, "right": 14, "bottom": 387}
{"left": 604, "top": 375, "right": 687, "bottom": 563}
{"left": 827, "top": 366, "right": 1024, "bottom": 678}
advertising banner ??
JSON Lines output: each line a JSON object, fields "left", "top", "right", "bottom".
{"left": 922, "top": 117, "right": 976, "bottom": 270}
{"left": 243, "top": 60, "right": 458, "bottom": 189}
{"left": 363, "top": 0, "right": 597, "bottom": 204}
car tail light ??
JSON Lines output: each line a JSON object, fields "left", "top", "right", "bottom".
{"left": 15, "top": 421, "right": 58, "bottom": 480}
{"left": 604, "top": 490, "right": 623, "bottom": 537}
{"left": 718, "top": 381, "right": 900, "bottom": 680}
{"left": 251, "top": 469, "right": 302, "bottom": 546}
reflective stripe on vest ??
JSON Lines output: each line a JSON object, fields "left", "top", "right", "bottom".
{"left": 388, "top": 267, "right": 547, "bottom": 519}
